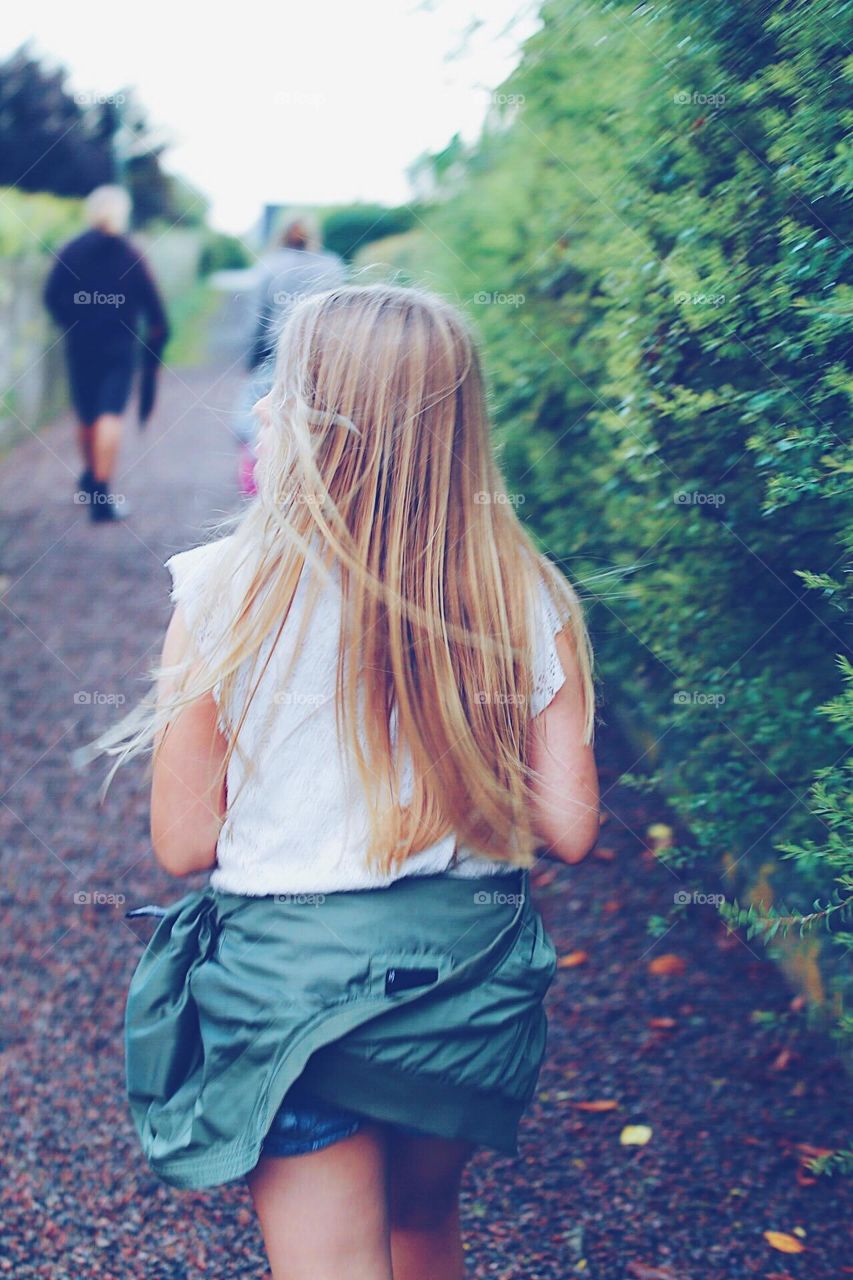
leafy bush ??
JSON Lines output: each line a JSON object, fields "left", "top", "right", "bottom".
{"left": 198, "top": 231, "right": 252, "bottom": 277}
{"left": 0, "top": 186, "right": 83, "bottom": 258}
{"left": 321, "top": 203, "right": 419, "bottom": 262}
{"left": 385, "top": 0, "right": 852, "bottom": 1032}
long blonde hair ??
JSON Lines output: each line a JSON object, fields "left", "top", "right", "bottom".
{"left": 91, "top": 283, "right": 595, "bottom": 873}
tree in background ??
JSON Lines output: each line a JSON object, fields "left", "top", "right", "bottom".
{"left": 0, "top": 44, "right": 201, "bottom": 229}
{"left": 0, "top": 45, "right": 116, "bottom": 195}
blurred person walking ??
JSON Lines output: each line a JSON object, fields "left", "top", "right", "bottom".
{"left": 232, "top": 213, "right": 345, "bottom": 496}
{"left": 43, "top": 185, "right": 170, "bottom": 523}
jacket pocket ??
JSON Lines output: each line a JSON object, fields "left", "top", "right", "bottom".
{"left": 495, "top": 905, "right": 558, "bottom": 997}
{"left": 368, "top": 949, "right": 449, "bottom": 1000}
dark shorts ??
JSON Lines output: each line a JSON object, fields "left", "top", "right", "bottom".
{"left": 68, "top": 349, "right": 136, "bottom": 426}
{"left": 260, "top": 1082, "right": 427, "bottom": 1158}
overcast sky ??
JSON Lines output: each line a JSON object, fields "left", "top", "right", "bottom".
{"left": 2, "top": 0, "right": 540, "bottom": 234}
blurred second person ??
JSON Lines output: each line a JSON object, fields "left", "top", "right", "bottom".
{"left": 44, "top": 184, "right": 170, "bottom": 523}
{"left": 233, "top": 213, "right": 346, "bottom": 497}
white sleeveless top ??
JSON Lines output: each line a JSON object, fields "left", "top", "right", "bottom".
{"left": 165, "top": 536, "right": 568, "bottom": 896}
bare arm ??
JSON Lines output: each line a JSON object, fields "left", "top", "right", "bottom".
{"left": 150, "top": 605, "right": 228, "bottom": 877}
{"left": 528, "top": 628, "right": 600, "bottom": 863}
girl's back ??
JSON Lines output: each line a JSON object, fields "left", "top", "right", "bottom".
{"left": 163, "top": 527, "right": 574, "bottom": 895}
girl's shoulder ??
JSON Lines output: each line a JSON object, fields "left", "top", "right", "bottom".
{"left": 528, "top": 554, "right": 575, "bottom": 719}
{"left": 163, "top": 535, "right": 242, "bottom": 657}
{"left": 164, "top": 534, "right": 237, "bottom": 608}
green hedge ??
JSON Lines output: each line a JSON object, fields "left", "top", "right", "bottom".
{"left": 374, "top": 0, "right": 852, "bottom": 1033}
{"left": 0, "top": 186, "right": 84, "bottom": 258}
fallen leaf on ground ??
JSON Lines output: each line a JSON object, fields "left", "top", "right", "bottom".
{"left": 795, "top": 1143, "right": 835, "bottom": 1161}
{"left": 646, "top": 823, "right": 673, "bottom": 852}
{"left": 620, "top": 1124, "right": 653, "bottom": 1146}
{"left": 593, "top": 845, "right": 616, "bottom": 861}
{"left": 648, "top": 954, "right": 686, "bottom": 976}
{"left": 648, "top": 1016, "right": 677, "bottom": 1029}
{"left": 763, "top": 1231, "right": 805, "bottom": 1254}
{"left": 557, "top": 950, "right": 588, "bottom": 968}
{"left": 570, "top": 1099, "right": 619, "bottom": 1112}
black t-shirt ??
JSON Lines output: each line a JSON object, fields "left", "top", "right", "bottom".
{"left": 44, "top": 229, "right": 170, "bottom": 356}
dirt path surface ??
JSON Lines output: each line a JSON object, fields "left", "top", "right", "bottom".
{"left": 0, "top": 297, "right": 849, "bottom": 1278}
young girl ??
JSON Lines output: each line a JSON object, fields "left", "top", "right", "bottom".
{"left": 97, "top": 283, "right": 599, "bottom": 1280}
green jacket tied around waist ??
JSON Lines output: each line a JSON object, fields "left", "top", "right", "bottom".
{"left": 124, "top": 868, "right": 557, "bottom": 1189}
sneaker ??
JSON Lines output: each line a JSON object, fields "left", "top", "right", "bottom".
{"left": 74, "top": 468, "right": 95, "bottom": 506}
{"left": 90, "top": 481, "right": 131, "bottom": 523}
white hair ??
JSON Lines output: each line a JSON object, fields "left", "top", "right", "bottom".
{"left": 85, "top": 185, "right": 132, "bottom": 235}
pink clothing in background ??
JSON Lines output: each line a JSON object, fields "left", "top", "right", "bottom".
{"left": 238, "top": 443, "right": 257, "bottom": 497}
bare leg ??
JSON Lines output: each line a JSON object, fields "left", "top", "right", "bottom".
{"left": 91, "top": 412, "right": 123, "bottom": 484}
{"left": 76, "top": 423, "right": 95, "bottom": 473}
{"left": 246, "top": 1123, "right": 393, "bottom": 1280}
{"left": 388, "top": 1133, "right": 475, "bottom": 1280}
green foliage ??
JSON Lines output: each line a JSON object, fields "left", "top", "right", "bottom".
{"left": 164, "top": 282, "right": 225, "bottom": 368}
{"left": 198, "top": 231, "right": 252, "bottom": 277}
{"left": 0, "top": 46, "right": 190, "bottom": 227}
{"left": 387, "top": 0, "right": 852, "bottom": 1047}
{"left": 724, "top": 579, "right": 853, "bottom": 1052}
{"left": 804, "top": 1147, "right": 853, "bottom": 1178}
{"left": 321, "top": 203, "right": 419, "bottom": 262}
{"left": 0, "top": 186, "right": 83, "bottom": 258}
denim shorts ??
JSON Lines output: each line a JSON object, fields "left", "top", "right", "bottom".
{"left": 260, "top": 1084, "right": 427, "bottom": 1158}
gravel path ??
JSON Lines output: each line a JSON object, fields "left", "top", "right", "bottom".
{"left": 0, "top": 295, "right": 849, "bottom": 1278}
